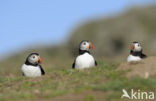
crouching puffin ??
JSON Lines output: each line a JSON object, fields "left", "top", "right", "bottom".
{"left": 21, "top": 53, "right": 45, "bottom": 77}
{"left": 127, "top": 42, "right": 147, "bottom": 63}
{"left": 72, "top": 40, "right": 97, "bottom": 69}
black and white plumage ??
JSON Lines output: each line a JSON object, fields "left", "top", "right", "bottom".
{"left": 72, "top": 40, "right": 97, "bottom": 69}
{"left": 21, "top": 53, "right": 45, "bottom": 77}
{"left": 127, "top": 42, "right": 147, "bottom": 63}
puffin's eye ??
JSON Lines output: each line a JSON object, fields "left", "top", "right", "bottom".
{"left": 83, "top": 42, "right": 86, "bottom": 45}
{"left": 33, "top": 56, "right": 35, "bottom": 58}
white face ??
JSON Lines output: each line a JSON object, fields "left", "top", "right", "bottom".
{"left": 131, "top": 42, "right": 142, "bottom": 52}
{"left": 80, "top": 41, "right": 90, "bottom": 51}
{"left": 28, "top": 54, "right": 41, "bottom": 64}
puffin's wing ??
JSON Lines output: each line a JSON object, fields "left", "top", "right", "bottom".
{"left": 39, "top": 65, "right": 45, "bottom": 75}
{"left": 95, "top": 60, "right": 98, "bottom": 66}
{"left": 72, "top": 62, "right": 75, "bottom": 69}
{"left": 141, "top": 53, "right": 147, "bottom": 58}
{"left": 72, "top": 58, "right": 76, "bottom": 69}
{"left": 22, "top": 71, "right": 25, "bottom": 76}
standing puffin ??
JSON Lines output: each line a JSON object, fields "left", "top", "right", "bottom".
{"left": 72, "top": 40, "right": 97, "bottom": 69}
{"left": 21, "top": 53, "right": 45, "bottom": 77}
{"left": 127, "top": 42, "right": 147, "bottom": 63}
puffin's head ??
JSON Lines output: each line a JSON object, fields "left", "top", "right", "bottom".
{"left": 79, "top": 40, "right": 94, "bottom": 51}
{"left": 26, "top": 53, "right": 43, "bottom": 65}
{"left": 130, "top": 42, "right": 142, "bottom": 52}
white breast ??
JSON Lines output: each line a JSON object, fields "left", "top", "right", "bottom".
{"left": 127, "top": 55, "right": 141, "bottom": 63}
{"left": 75, "top": 53, "right": 95, "bottom": 69}
{"left": 21, "top": 64, "right": 42, "bottom": 77}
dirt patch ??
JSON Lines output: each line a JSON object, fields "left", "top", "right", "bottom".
{"left": 118, "top": 56, "right": 156, "bottom": 78}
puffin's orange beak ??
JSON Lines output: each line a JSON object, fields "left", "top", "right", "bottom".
{"left": 39, "top": 56, "right": 43, "bottom": 63}
{"left": 89, "top": 42, "right": 94, "bottom": 49}
{"left": 131, "top": 44, "right": 135, "bottom": 50}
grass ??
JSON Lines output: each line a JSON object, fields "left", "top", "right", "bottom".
{"left": 0, "top": 58, "right": 156, "bottom": 101}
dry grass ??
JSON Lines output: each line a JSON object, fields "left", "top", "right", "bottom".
{"left": 118, "top": 56, "right": 156, "bottom": 78}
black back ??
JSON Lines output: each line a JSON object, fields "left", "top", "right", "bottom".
{"left": 79, "top": 49, "right": 90, "bottom": 55}
{"left": 25, "top": 60, "right": 38, "bottom": 66}
{"left": 130, "top": 50, "right": 147, "bottom": 58}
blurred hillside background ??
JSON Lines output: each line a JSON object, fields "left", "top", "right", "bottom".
{"left": 0, "top": 0, "right": 156, "bottom": 61}
{"left": 1, "top": 1, "right": 156, "bottom": 101}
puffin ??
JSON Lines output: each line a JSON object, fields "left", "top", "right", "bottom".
{"left": 21, "top": 53, "right": 45, "bottom": 77}
{"left": 72, "top": 40, "right": 97, "bottom": 69}
{"left": 127, "top": 42, "right": 147, "bottom": 63}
